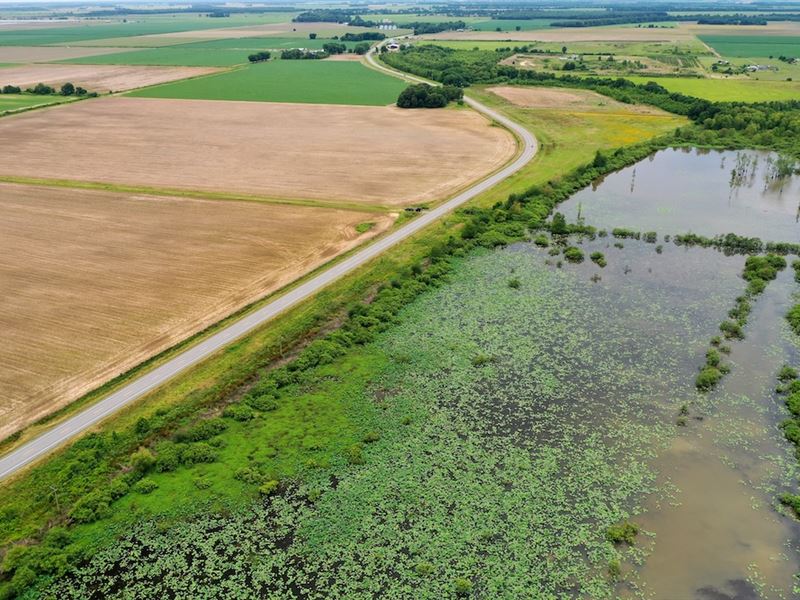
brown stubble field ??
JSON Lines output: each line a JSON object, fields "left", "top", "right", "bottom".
{"left": 0, "top": 64, "right": 222, "bottom": 92}
{"left": 0, "top": 97, "right": 516, "bottom": 206}
{"left": 0, "top": 183, "right": 393, "bottom": 439}
{"left": 423, "top": 25, "right": 695, "bottom": 42}
{"left": 0, "top": 45, "right": 137, "bottom": 63}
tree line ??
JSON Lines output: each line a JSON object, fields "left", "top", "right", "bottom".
{"left": 1, "top": 82, "right": 95, "bottom": 97}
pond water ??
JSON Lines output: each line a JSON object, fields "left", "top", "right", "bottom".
{"left": 560, "top": 148, "right": 800, "bottom": 243}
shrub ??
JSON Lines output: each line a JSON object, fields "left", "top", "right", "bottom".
{"left": 223, "top": 403, "right": 255, "bottom": 422}
{"left": 705, "top": 349, "right": 721, "bottom": 368}
{"left": 245, "top": 393, "right": 278, "bottom": 412}
{"left": 779, "top": 492, "right": 800, "bottom": 517}
{"left": 563, "top": 246, "right": 584, "bottom": 263}
{"left": 533, "top": 234, "right": 549, "bottom": 247}
{"left": 454, "top": 578, "right": 473, "bottom": 595}
{"left": 154, "top": 441, "right": 181, "bottom": 472}
{"left": 719, "top": 320, "right": 744, "bottom": 340}
{"left": 133, "top": 478, "right": 158, "bottom": 494}
{"left": 175, "top": 417, "right": 227, "bottom": 442}
{"left": 696, "top": 366, "right": 723, "bottom": 390}
{"left": 363, "top": 431, "right": 380, "bottom": 443}
{"left": 130, "top": 447, "right": 155, "bottom": 473}
{"left": 608, "top": 559, "right": 622, "bottom": 581}
{"left": 60, "top": 82, "right": 75, "bottom": 96}
{"left": 508, "top": 278, "right": 521, "bottom": 289}
{"left": 788, "top": 304, "right": 800, "bottom": 336}
{"left": 234, "top": 467, "right": 264, "bottom": 485}
{"left": 779, "top": 365, "right": 798, "bottom": 381}
{"left": 259, "top": 480, "right": 280, "bottom": 496}
{"left": 344, "top": 443, "right": 365, "bottom": 465}
{"left": 590, "top": 251, "right": 606, "bottom": 267}
{"left": 69, "top": 489, "right": 112, "bottom": 524}
{"left": 605, "top": 521, "right": 638, "bottom": 545}
{"left": 180, "top": 442, "right": 217, "bottom": 465}
{"left": 414, "top": 562, "right": 434, "bottom": 576}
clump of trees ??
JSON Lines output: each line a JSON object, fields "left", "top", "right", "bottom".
{"left": 6, "top": 81, "right": 92, "bottom": 97}
{"left": 281, "top": 49, "right": 327, "bottom": 60}
{"left": 396, "top": 83, "right": 463, "bottom": 108}
{"left": 248, "top": 51, "right": 271, "bottom": 63}
{"left": 1, "top": 85, "right": 20, "bottom": 94}
{"left": 323, "top": 42, "right": 346, "bottom": 55}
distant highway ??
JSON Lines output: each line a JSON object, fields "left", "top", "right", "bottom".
{"left": 0, "top": 48, "right": 538, "bottom": 482}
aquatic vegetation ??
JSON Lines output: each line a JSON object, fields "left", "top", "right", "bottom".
{"left": 605, "top": 521, "right": 639, "bottom": 545}
{"left": 788, "top": 304, "right": 800, "bottom": 336}
{"left": 564, "top": 246, "right": 585, "bottom": 263}
{"left": 696, "top": 366, "right": 724, "bottom": 391}
{"left": 590, "top": 251, "right": 607, "bottom": 267}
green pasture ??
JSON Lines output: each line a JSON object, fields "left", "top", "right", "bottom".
{"left": 700, "top": 34, "right": 800, "bottom": 58}
{"left": 0, "top": 94, "right": 73, "bottom": 114}
{"left": 60, "top": 37, "right": 360, "bottom": 67}
{"left": 128, "top": 59, "right": 406, "bottom": 105}
{"left": 626, "top": 75, "right": 800, "bottom": 102}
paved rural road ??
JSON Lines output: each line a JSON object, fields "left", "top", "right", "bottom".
{"left": 0, "top": 50, "right": 538, "bottom": 482}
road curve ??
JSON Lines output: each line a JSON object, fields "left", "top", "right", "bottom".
{"left": 0, "top": 50, "right": 537, "bottom": 482}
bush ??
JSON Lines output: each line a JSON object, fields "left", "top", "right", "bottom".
{"left": 180, "top": 442, "right": 217, "bottom": 465}
{"left": 720, "top": 320, "right": 744, "bottom": 340}
{"left": 175, "top": 417, "right": 227, "bottom": 442}
{"left": 788, "top": 304, "right": 800, "bottom": 336}
{"left": 563, "top": 246, "right": 584, "bottom": 263}
{"left": 130, "top": 447, "right": 155, "bottom": 473}
{"left": 605, "top": 521, "right": 638, "bottom": 545}
{"left": 414, "top": 562, "right": 434, "bottom": 576}
{"left": 696, "top": 366, "right": 723, "bottom": 390}
{"left": 454, "top": 578, "right": 473, "bottom": 596}
{"left": 779, "top": 365, "right": 798, "bottom": 381}
{"left": 154, "top": 441, "right": 181, "bottom": 472}
{"left": 133, "top": 478, "right": 158, "bottom": 494}
{"left": 705, "top": 349, "right": 721, "bottom": 368}
{"left": 508, "top": 278, "right": 521, "bottom": 289}
{"left": 590, "top": 251, "right": 606, "bottom": 267}
{"left": 533, "top": 234, "right": 549, "bottom": 247}
{"left": 245, "top": 393, "right": 278, "bottom": 412}
{"left": 344, "top": 443, "right": 365, "bottom": 465}
{"left": 259, "top": 480, "right": 280, "bottom": 496}
{"left": 223, "top": 403, "right": 255, "bottom": 421}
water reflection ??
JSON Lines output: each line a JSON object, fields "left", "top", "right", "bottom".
{"left": 561, "top": 148, "right": 800, "bottom": 242}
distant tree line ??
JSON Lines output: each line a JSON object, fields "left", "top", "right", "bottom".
{"left": 247, "top": 51, "right": 271, "bottom": 63}
{"left": 341, "top": 32, "right": 385, "bottom": 42}
{"left": 396, "top": 83, "right": 463, "bottom": 108}
{"left": 406, "top": 20, "right": 467, "bottom": 35}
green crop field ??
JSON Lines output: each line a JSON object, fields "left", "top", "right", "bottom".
{"left": 700, "top": 34, "right": 800, "bottom": 58}
{"left": 0, "top": 13, "right": 297, "bottom": 46}
{"left": 626, "top": 75, "right": 800, "bottom": 102}
{"left": 60, "top": 38, "right": 364, "bottom": 67}
{"left": 0, "top": 94, "right": 74, "bottom": 114}
{"left": 128, "top": 60, "right": 407, "bottom": 105}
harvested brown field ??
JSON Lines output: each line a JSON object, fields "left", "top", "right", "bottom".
{"left": 487, "top": 85, "right": 673, "bottom": 115}
{"left": 424, "top": 25, "right": 693, "bottom": 42}
{"left": 0, "top": 182, "right": 393, "bottom": 439}
{"left": 0, "top": 64, "right": 221, "bottom": 93}
{"left": 0, "top": 45, "right": 133, "bottom": 63}
{"left": 0, "top": 97, "right": 515, "bottom": 207}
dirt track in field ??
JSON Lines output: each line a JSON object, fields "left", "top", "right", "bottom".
{"left": 0, "top": 64, "right": 221, "bottom": 92}
{"left": 0, "top": 96, "right": 515, "bottom": 206}
{"left": 0, "top": 183, "right": 393, "bottom": 439}
{"left": 0, "top": 45, "right": 134, "bottom": 63}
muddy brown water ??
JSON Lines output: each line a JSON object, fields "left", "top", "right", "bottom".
{"left": 554, "top": 147, "right": 800, "bottom": 598}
